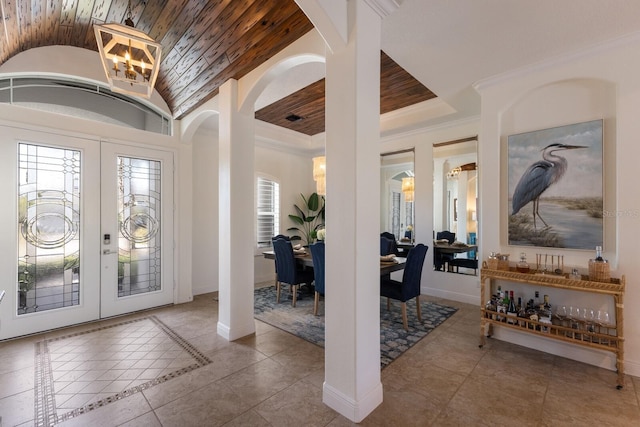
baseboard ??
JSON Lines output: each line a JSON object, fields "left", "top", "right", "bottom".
{"left": 216, "top": 321, "right": 231, "bottom": 340}
{"left": 422, "top": 286, "right": 480, "bottom": 306}
{"left": 322, "top": 381, "right": 383, "bottom": 423}
{"left": 625, "top": 359, "right": 640, "bottom": 378}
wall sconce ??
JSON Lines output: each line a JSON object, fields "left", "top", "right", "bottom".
{"left": 94, "top": 1, "right": 161, "bottom": 98}
{"left": 312, "top": 156, "right": 326, "bottom": 196}
{"left": 402, "top": 176, "right": 414, "bottom": 202}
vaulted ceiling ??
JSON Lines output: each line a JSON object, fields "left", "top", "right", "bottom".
{"left": 0, "top": 0, "right": 436, "bottom": 135}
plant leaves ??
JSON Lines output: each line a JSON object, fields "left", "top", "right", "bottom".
{"left": 307, "top": 192, "right": 319, "bottom": 211}
{"left": 288, "top": 215, "right": 303, "bottom": 225}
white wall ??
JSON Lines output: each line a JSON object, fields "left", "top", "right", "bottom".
{"left": 254, "top": 144, "right": 316, "bottom": 284}
{"left": 476, "top": 36, "right": 640, "bottom": 375}
{"left": 191, "top": 126, "right": 220, "bottom": 295}
{"left": 190, "top": 126, "right": 316, "bottom": 292}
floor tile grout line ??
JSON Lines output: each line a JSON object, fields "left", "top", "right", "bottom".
{"left": 34, "top": 340, "right": 57, "bottom": 427}
{"left": 149, "top": 315, "right": 212, "bottom": 366}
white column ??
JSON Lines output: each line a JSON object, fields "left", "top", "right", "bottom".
{"left": 433, "top": 158, "right": 446, "bottom": 232}
{"left": 216, "top": 79, "right": 256, "bottom": 341}
{"left": 323, "top": 1, "right": 383, "bottom": 422}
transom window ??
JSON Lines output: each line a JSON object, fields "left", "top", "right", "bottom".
{"left": 0, "top": 77, "right": 171, "bottom": 135}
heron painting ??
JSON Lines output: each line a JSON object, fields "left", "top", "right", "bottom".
{"left": 508, "top": 120, "right": 603, "bottom": 249}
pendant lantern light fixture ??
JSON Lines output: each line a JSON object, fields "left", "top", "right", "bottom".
{"left": 94, "top": 1, "right": 162, "bottom": 98}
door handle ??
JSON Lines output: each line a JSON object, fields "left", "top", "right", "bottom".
{"left": 102, "top": 249, "right": 117, "bottom": 255}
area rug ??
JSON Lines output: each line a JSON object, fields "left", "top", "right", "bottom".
{"left": 254, "top": 286, "right": 458, "bottom": 368}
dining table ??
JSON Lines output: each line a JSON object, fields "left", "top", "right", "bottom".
{"left": 262, "top": 251, "right": 407, "bottom": 276}
{"left": 433, "top": 242, "right": 478, "bottom": 271}
{"left": 433, "top": 242, "right": 477, "bottom": 254}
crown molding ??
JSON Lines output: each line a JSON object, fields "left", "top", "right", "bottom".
{"left": 364, "top": 0, "right": 401, "bottom": 18}
{"left": 473, "top": 30, "right": 640, "bottom": 92}
{"left": 381, "top": 115, "right": 480, "bottom": 144}
{"left": 254, "top": 119, "right": 315, "bottom": 156}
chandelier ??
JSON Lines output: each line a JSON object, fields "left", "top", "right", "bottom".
{"left": 401, "top": 177, "right": 414, "bottom": 202}
{"left": 312, "top": 156, "right": 326, "bottom": 196}
{"left": 94, "top": 1, "right": 162, "bottom": 98}
{"left": 446, "top": 166, "right": 462, "bottom": 180}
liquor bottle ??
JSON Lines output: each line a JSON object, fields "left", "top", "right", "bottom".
{"left": 517, "top": 298, "right": 527, "bottom": 327}
{"left": 534, "top": 291, "right": 541, "bottom": 310}
{"left": 502, "top": 290, "right": 510, "bottom": 310}
{"left": 495, "top": 286, "right": 504, "bottom": 320}
{"left": 543, "top": 294, "right": 551, "bottom": 311}
{"left": 595, "top": 246, "right": 604, "bottom": 262}
{"left": 499, "top": 290, "right": 510, "bottom": 322}
{"left": 507, "top": 291, "right": 518, "bottom": 324}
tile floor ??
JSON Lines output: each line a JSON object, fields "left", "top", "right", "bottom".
{"left": 1, "top": 291, "right": 639, "bottom": 426}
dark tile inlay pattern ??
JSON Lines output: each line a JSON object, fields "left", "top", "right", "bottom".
{"left": 34, "top": 315, "right": 212, "bottom": 426}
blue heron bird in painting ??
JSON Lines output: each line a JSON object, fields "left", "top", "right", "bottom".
{"left": 511, "top": 143, "right": 586, "bottom": 229}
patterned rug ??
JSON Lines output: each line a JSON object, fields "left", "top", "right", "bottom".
{"left": 254, "top": 286, "right": 458, "bottom": 368}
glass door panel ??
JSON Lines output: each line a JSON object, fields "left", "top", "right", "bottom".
{"left": 18, "top": 143, "right": 81, "bottom": 314}
{"left": 100, "top": 142, "right": 174, "bottom": 318}
{"left": 117, "top": 156, "right": 162, "bottom": 297}
{"left": 0, "top": 126, "right": 101, "bottom": 340}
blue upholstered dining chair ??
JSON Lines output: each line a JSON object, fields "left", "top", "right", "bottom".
{"left": 380, "top": 232, "right": 400, "bottom": 256}
{"left": 435, "top": 230, "right": 455, "bottom": 271}
{"left": 273, "top": 238, "right": 314, "bottom": 307}
{"left": 380, "top": 236, "right": 395, "bottom": 256}
{"left": 310, "top": 241, "right": 325, "bottom": 316}
{"left": 380, "top": 243, "right": 429, "bottom": 331}
{"left": 271, "top": 235, "right": 291, "bottom": 290}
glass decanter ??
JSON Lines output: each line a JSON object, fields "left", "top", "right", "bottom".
{"left": 517, "top": 252, "right": 530, "bottom": 273}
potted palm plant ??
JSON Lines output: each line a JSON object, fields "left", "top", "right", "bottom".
{"left": 288, "top": 192, "right": 325, "bottom": 246}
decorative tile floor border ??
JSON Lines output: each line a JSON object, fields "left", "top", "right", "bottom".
{"left": 34, "top": 315, "right": 212, "bottom": 427}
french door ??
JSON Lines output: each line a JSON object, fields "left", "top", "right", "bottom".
{"left": 100, "top": 142, "right": 174, "bottom": 318}
{"left": 0, "top": 127, "right": 174, "bottom": 340}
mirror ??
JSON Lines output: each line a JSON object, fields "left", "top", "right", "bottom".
{"left": 433, "top": 138, "right": 478, "bottom": 275}
{"left": 380, "top": 149, "right": 415, "bottom": 245}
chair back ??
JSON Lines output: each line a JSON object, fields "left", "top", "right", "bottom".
{"left": 310, "top": 241, "right": 325, "bottom": 295}
{"left": 271, "top": 234, "right": 290, "bottom": 242}
{"left": 380, "top": 232, "right": 399, "bottom": 256}
{"left": 273, "top": 238, "right": 296, "bottom": 285}
{"left": 380, "top": 236, "right": 395, "bottom": 256}
{"left": 401, "top": 244, "right": 429, "bottom": 300}
{"left": 380, "top": 231, "right": 395, "bottom": 241}
{"left": 436, "top": 230, "right": 455, "bottom": 243}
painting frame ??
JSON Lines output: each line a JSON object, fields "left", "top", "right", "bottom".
{"left": 507, "top": 119, "right": 603, "bottom": 249}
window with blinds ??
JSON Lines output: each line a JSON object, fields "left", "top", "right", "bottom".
{"left": 257, "top": 177, "right": 280, "bottom": 248}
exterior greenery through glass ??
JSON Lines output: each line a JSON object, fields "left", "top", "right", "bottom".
{"left": 17, "top": 143, "right": 81, "bottom": 314}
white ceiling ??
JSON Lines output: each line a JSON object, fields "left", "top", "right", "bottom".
{"left": 221, "top": 1, "right": 640, "bottom": 135}
{"left": 382, "top": 0, "right": 640, "bottom": 126}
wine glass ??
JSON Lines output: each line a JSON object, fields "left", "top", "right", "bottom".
{"left": 585, "top": 309, "right": 596, "bottom": 342}
{"left": 567, "top": 306, "right": 579, "bottom": 338}
{"left": 597, "top": 310, "right": 610, "bottom": 328}
{"left": 596, "top": 310, "right": 610, "bottom": 344}
{"left": 555, "top": 305, "right": 567, "bottom": 327}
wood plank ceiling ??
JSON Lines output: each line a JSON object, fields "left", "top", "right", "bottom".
{"left": 255, "top": 52, "right": 437, "bottom": 135}
{"left": 0, "top": 0, "right": 436, "bottom": 135}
